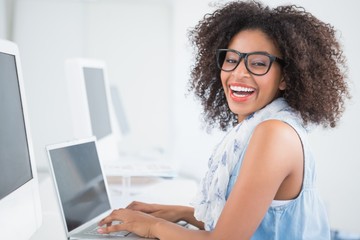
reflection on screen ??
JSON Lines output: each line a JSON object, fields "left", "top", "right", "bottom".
{"left": 49, "top": 141, "right": 111, "bottom": 232}
{"left": 0, "top": 52, "right": 32, "bottom": 200}
{"left": 83, "top": 67, "right": 112, "bottom": 140}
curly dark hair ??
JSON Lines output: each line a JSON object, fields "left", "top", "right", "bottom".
{"left": 188, "top": 0, "right": 350, "bottom": 131}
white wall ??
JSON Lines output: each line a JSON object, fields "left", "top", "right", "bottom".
{"left": 11, "top": 0, "right": 172, "bottom": 171}
{"left": 12, "top": 0, "right": 85, "bottom": 172}
{"left": 6, "top": 0, "right": 360, "bottom": 234}
{"left": 0, "top": 0, "right": 14, "bottom": 39}
{"left": 170, "top": 0, "right": 224, "bottom": 180}
{"left": 83, "top": 0, "right": 172, "bottom": 154}
{"left": 0, "top": 0, "right": 6, "bottom": 38}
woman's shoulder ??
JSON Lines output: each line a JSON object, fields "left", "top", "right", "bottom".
{"left": 250, "top": 119, "right": 303, "bottom": 158}
{"left": 254, "top": 119, "right": 298, "bottom": 138}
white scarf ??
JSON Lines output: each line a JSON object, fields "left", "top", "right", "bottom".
{"left": 191, "top": 98, "right": 297, "bottom": 230}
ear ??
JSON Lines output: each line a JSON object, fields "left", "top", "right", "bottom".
{"left": 279, "top": 77, "right": 286, "bottom": 91}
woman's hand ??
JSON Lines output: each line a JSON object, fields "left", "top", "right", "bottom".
{"left": 97, "top": 208, "right": 163, "bottom": 238}
{"left": 126, "top": 201, "right": 204, "bottom": 230}
{"left": 126, "top": 201, "right": 182, "bottom": 223}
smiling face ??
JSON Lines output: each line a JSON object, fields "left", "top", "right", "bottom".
{"left": 220, "top": 29, "right": 286, "bottom": 122}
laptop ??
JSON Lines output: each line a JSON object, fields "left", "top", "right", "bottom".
{"left": 46, "top": 137, "right": 147, "bottom": 240}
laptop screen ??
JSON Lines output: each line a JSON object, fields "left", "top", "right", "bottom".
{"left": 48, "top": 140, "right": 111, "bottom": 232}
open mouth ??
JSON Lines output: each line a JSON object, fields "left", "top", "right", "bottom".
{"left": 230, "top": 85, "right": 255, "bottom": 98}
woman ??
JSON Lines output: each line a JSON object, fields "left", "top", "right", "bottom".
{"left": 98, "top": 1, "right": 349, "bottom": 239}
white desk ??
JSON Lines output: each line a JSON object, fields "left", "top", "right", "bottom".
{"left": 30, "top": 172, "right": 198, "bottom": 240}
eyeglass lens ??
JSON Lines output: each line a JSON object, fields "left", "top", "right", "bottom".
{"left": 217, "top": 50, "right": 273, "bottom": 75}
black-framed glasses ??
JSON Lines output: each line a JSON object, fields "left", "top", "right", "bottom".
{"left": 216, "top": 49, "right": 285, "bottom": 76}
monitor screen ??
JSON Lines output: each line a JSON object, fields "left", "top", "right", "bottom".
{"left": 0, "top": 39, "right": 41, "bottom": 240}
{"left": 0, "top": 52, "right": 33, "bottom": 199}
{"left": 83, "top": 67, "right": 112, "bottom": 140}
{"left": 48, "top": 140, "right": 111, "bottom": 232}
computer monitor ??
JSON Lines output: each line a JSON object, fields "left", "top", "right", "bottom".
{"left": 0, "top": 39, "right": 42, "bottom": 239}
{"left": 65, "top": 58, "right": 121, "bottom": 163}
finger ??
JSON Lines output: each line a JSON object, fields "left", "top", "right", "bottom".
{"left": 126, "top": 201, "right": 139, "bottom": 207}
{"left": 127, "top": 201, "right": 151, "bottom": 212}
{"left": 98, "top": 216, "right": 114, "bottom": 226}
{"left": 97, "top": 223, "right": 128, "bottom": 234}
{"left": 126, "top": 201, "right": 145, "bottom": 209}
{"left": 98, "top": 211, "right": 123, "bottom": 226}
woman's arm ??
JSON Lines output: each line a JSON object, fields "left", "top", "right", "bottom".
{"left": 210, "top": 120, "right": 303, "bottom": 239}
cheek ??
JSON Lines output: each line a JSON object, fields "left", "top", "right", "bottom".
{"left": 220, "top": 72, "right": 228, "bottom": 88}
{"left": 262, "top": 72, "right": 284, "bottom": 92}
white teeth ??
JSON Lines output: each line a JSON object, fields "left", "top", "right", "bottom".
{"left": 230, "top": 85, "right": 254, "bottom": 92}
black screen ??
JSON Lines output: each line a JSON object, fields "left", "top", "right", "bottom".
{"left": 0, "top": 52, "right": 33, "bottom": 200}
{"left": 49, "top": 141, "right": 111, "bottom": 232}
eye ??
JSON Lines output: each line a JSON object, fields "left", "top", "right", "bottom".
{"left": 225, "top": 57, "right": 238, "bottom": 64}
{"left": 224, "top": 52, "right": 239, "bottom": 65}
{"left": 248, "top": 55, "right": 270, "bottom": 68}
{"left": 251, "top": 60, "right": 267, "bottom": 67}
